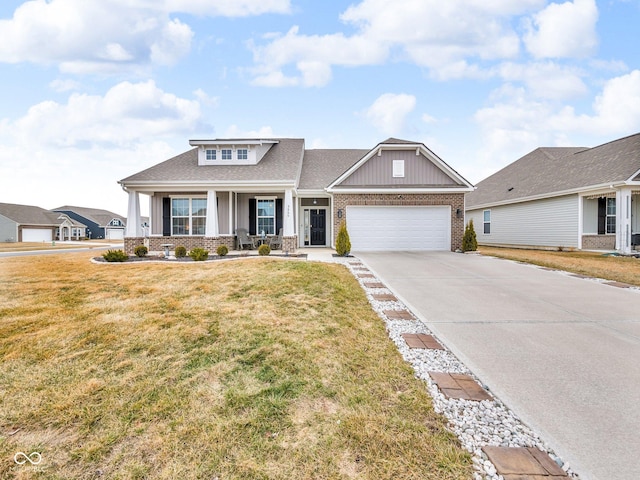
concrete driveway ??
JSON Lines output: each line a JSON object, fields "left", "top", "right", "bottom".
{"left": 356, "top": 251, "right": 640, "bottom": 480}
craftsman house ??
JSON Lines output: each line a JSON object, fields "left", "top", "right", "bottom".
{"left": 466, "top": 132, "right": 640, "bottom": 253}
{"left": 119, "top": 138, "right": 473, "bottom": 253}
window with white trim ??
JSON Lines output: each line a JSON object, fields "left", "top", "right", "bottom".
{"left": 221, "top": 149, "right": 232, "bottom": 160}
{"left": 392, "top": 159, "right": 405, "bottom": 178}
{"left": 606, "top": 198, "right": 616, "bottom": 234}
{"left": 483, "top": 210, "right": 491, "bottom": 234}
{"left": 256, "top": 198, "right": 276, "bottom": 235}
{"left": 206, "top": 149, "right": 216, "bottom": 161}
{"left": 171, "top": 197, "right": 207, "bottom": 235}
{"left": 237, "top": 149, "right": 248, "bottom": 160}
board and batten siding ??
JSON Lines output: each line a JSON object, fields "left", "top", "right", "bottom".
{"left": 467, "top": 194, "right": 579, "bottom": 248}
{"left": 338, "top": 150, "right": 458, "bottom": 187}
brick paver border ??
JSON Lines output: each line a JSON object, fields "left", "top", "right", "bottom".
{"left": 428, "top": 372, "right": 492, "bottom": 401}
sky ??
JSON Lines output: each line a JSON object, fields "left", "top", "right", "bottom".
{"left": 1, "top": 0, "right": 640, "bottom": 217}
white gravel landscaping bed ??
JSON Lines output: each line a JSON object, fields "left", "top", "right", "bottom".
{"left": 342, "top": 259, "right": 580, "bottom": 480}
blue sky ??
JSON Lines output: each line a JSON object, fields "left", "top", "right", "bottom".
{"left": 1, "top": 0, "right": 639, "bottom": 216}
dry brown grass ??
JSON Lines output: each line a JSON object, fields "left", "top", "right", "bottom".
{"left": 479, "top": 246, "right": 640, "bottom": 286}
{"left": 0, "top": 242, "right": 109, "bottom": 253}
{"left": 0, "top": 252, "right": 471, "bottom": 480}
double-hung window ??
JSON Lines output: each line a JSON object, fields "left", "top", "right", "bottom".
{"left": 221, "top": 149, "right": 232, "bottom": 160}
{"left": 256, "top": 198, "right": 276, "bottom": 235}
{"left": 606, "top": 198, "right": 616, "bottom": 234}
{"left": 172, "top": 198, "right": 207, "bottom": 235}
{"left": 483, "top": 210, "right": 491, "bottom": 234}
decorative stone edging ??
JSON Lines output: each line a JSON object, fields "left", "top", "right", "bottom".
{"left": 342, "top": 259, "right": 580, "bottom": 480}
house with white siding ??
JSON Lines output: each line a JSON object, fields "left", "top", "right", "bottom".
{"left": 465, "top": 133, "right": 640, "bottom": 254}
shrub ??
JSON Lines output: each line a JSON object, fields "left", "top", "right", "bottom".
{"left": 258, "top": 244, "right": 271, "bottom": 256}
{"left": 216, "top": 245, "right": 229, "bottom": 256}
{"left": 102, "top": 249, "right": 128, "bottom": 262}
{"left": 335, "top": 221, "right": 351, "bottom": 256}
{"left": 189, "top": 247, "right": 209, "bottom": 261}
{"left": 174, "top": 246, "right": 187, "bottom": 258}
{"left": 462, "top": 219, "right": 478, "bottom": 252}
{"left": 133, "top": 245, "right": 148, "bottom": 257}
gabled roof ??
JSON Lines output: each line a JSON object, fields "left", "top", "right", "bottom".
{"left": 298, "top": 149, "right": 368, "bottom": 190}
{"left": 54, "top": 206, "right": 126, "bottom": 227}
{"left": 466, "top": 132, "right": 640, "bottom": 209}
{"left": 0, "top": 202, "right": 84, "bottom": 227}
{"left": 327, "top": 138, "right": 473, "bottom": 191}
{"left": 119, "top": 138, "right": 305, "bottom": 187}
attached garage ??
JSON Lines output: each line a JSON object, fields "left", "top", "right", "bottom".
{"left": 347, "top": 205, "right": 451, "bottom": 251}
{"left": 22, "top": 228, "right": 53, "bottom": 242}
{"left": 106, "top": 228, "right": 124, "bottom": 240}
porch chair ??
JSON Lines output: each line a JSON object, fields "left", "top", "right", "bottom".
{"left": 269, "top": 228, "right": 283, "bottom": 250}
{"left": 236, "top": 228, "right": 256, "bottom": 250}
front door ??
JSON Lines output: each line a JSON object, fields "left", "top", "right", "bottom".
{"left": 303, "top": 208, "right": 326, "bottom": 246}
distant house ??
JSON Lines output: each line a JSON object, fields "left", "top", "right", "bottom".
{"left": 465, "top": 133, "right": 640, "bottom": 254}
{"left": 118, "top": 137, "right": 474, "bottom": 253}
{"left": 0, "top": 202, "right": 86, "bottom": 242}
{"left": 53, "top": 206, "right": 127, "bottom": 240}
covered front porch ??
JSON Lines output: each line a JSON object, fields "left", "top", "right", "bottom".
{"left": 123, "top": 188, "right": 313, "bottom": 254}
{"left": 580, "top": 188, "right": 640, "bottom": 253}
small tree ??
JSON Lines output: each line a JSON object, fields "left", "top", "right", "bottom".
{"left": 335, "top": 221, "right": 351, "bottom": 256}
{"left": 462, "top": 219, "right": 478, "bottom": 252}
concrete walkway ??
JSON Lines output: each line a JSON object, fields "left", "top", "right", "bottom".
{"left": 356, "top": 251, "right": 640, "bottom": 480}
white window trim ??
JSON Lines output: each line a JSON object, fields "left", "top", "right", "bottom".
{"left": 483, "top": 209, "right": 491, "bottom": 235}
{"left": 221, "top": 149, "right": 233, "bottom": 161}
{"left": 205, "top": 149, "right": 216, "bottom": 161}
{"left": 170, "top": 196, "right": 207, "bottom": 236}
{"left": 606, "top": 197, "right": 616, "bottom": 234}
{"left": 256, "top": 196, "right": 277, "bottom": 236}
{"left": 392, "top": 159, "right": 405, "bottom": 178}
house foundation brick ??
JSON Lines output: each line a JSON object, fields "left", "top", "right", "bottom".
{"left": 581, "top": 234, "right": 616, "bottom": 250}
{"left": 332, "top": 193, "right": 466, "bottom": 251}
{"left": 125, "top": 236, "right": 235, "bottom": 255}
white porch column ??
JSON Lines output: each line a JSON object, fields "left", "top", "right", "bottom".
{"left": 283, "top": 189, "right": 295, "bottom": 236}
{"left": 125, "top": 190, "right": 142, "bottom": 237}
{"left": 617, "top": 187, "right": 633, "bottom": 254}
{"left": 205, "top": 189, "right": 219, "bottom": 237}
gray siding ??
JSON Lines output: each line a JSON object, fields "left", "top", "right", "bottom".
{"left": 583, "top": 198, "right": 598, "bottom": 234}
{"left": 217, "top": 193, "right": 230, "bottom": 235}
{"left": 339, "top": 150, "right": 458, "bottom": 187}
{"left": 633, "top": 194, "right": 640, "bottom": 233}
{"left": 0, "top": 214, "right": 17, "bottom": 242}
{"left": 467, "top": 194, "right": 579, "bottom": 248}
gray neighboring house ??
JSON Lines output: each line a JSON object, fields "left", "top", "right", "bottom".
{"left": 466, "top": 132, "right": 640, "bottom": 253}
{"left": 119, "top": 137, "right": 473, "bottom": 253}
{"left": 0, "top": 202, "right": 86, "bottom": 242}
{"left": 53, "top": 206, "right": 128, "bottom": 240}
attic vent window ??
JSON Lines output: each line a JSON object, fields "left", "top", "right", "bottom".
{"left": 393, "top": 160, "right": 405, "bottom": 178}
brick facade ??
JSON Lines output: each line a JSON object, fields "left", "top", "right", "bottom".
{"left": 581, "top": 234, "right": 616, "bottom": 250}
{"left": 332, "top": 193, "right": 466, "bottom": 251}
{"left": 123, "top": 235, "right": 297, "bottom": 255}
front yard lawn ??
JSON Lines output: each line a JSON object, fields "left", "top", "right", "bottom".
{"left": 479, "top": 246, "right": 640, "bottom": 287}
{"left": 0, "top": 252, "right": 471, "bottom": 479}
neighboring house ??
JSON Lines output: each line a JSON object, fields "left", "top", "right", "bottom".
{"left": 466, "top": 132, "right": 640, "bottom": 254}
{"left": 119, "top": 137, "right": 474, "bottom": 253}
{"left": 53, "top": 205, "right": 128, "bottom": 240}
{"left": 0, "top": 202, "right": 86, "bottom": 242}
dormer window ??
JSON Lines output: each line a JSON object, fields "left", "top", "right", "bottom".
{"left": 237, "top": 149, "right": 248, "bottom": 160}
{"left": 221, "top": 149, "right": 232, "bottom": 160}
{"left": 206, "top": 149, "right": 216, "bottom": 161}
{"left": 191, "top": 139, "right": 278, "bottom": 165}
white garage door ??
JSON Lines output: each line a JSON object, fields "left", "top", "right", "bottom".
{"left": 107, "top": 228, "right": 124, "bottom": 240}
{"left": 347, "top": 206, "right": 451, "bottom": 251}
{"left": 22, "top": 228, "right": 53, "bottom": 242}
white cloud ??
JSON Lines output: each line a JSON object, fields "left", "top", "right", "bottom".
{"left": 223, "top": 125, "right": 279, "bottom": 138}
{"left": 249, "top": 0, "right": 546, "bottom": 86}
{"left": 473, "top": 70, "right": 640, "bottom": 177}
{"left": 49, "top": 78, "right": 82, "bottom": 92}
{"left": 524, "top": 0, "right": 599, "bottom": 58}
{"left": 0, "top": 0, "right": 290, "bottom": 73}
{"left": 4, "top": 80, "right": 204, "bottom": 148}
{"left": 497, "top": 62, "right": 588, "bottom": 100}
{"left": 364, "top": 93, "right": 416, "bottom": 135}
